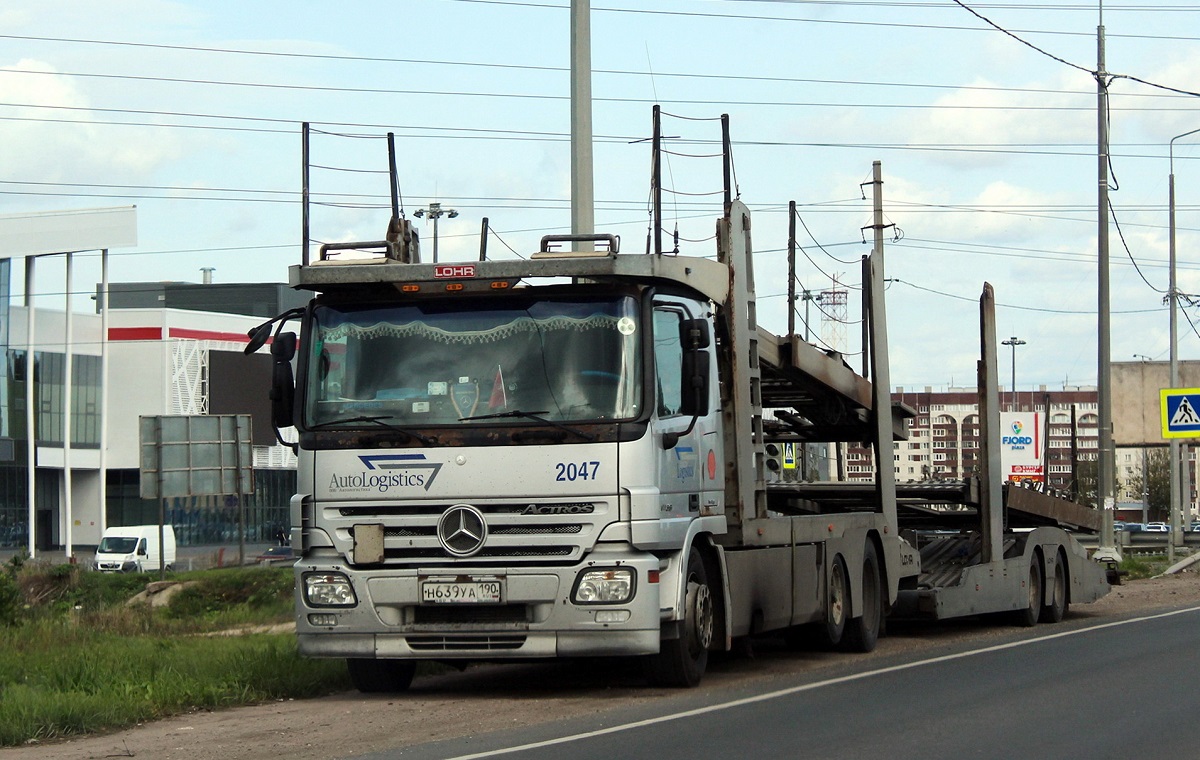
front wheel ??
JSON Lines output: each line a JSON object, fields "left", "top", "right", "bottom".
{"left": 645, "top": 546, "right": 715, "bottom": 688}
{"left": 347, "top": 658, "right": 417, "bottom": 693}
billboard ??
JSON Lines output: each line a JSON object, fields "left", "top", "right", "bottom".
{"left": 1000, "top": 412, "right": 1044, "bottom": 484}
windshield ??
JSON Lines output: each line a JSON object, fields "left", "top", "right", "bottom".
{"left": 97, "top": 537, "right": 138, "bottom": 554}
{"left": 304, "top": 296, "right": 642, "bottom": 428}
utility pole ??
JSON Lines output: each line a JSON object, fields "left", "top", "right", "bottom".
{"left": 1168, "top": 127, "right": 1200, "bottom": 553}
{"left": 1094, "top": 11, "right": 1119, "bottom": 563}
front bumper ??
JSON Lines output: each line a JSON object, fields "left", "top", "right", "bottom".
{"left": 294, "top": 550, "right": 662, "bottom": 660}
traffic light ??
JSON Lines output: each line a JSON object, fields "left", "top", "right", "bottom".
{"left": 764, "top": 442, "right": 782, "bottom": 473}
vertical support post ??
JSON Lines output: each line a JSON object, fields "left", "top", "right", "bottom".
{"left": 479, "top": 217, "right": 489, "bottom": 261}
{"left": 652, "top": 106, "right": 662, "bottom": 256}
{"left": 25, "top": 256, "right": 36, "bottom": 558}
{"left": 978, "top": 284, "right": 1004, "bottom": 565}
{"left": 1095, "top": 17, "right": 1120, "bottom": 562}
{"left": 787, "top": 201, "right": 796, "bottom": 338}
{"left": 64, "top": 252, "right": 74, "bottom": 560}
{"left": 99, "top": 249, "right": 109, "bottom": 536}
{"left": 387, "top": 132, "right": 400, "bottom": 221}
{"left": 570, "top": 0, "right": 595, "bottom": 249}
{"left": 866, "top": 161, "right": 896, "bottom": 526}
{"left": 302, "top": 122, "right": 311, "bottom": 266}
{"left": 721, "top": 114, "right": 732, "bottom": 210}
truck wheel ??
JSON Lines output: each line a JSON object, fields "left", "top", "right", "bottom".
{"left": 1041, "top": 550, "right": 1068, "bottom": 624}
{"left": 347, "top": 658, "right": 416, "bottom": 693}
{"left": 821, "top": 554, "right": 849, "bottom": 647}
{"left": 1012, "top": 554, "right": 1043, "bottom": 627}
{"left": 843, "top": 542, "right": 882, "bottom": 653}
{"left": 645, "top": 546, "right": 713, "bottom": 688}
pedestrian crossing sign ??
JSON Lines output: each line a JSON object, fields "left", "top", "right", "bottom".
{"left": 1161, "top": 388, "right": 1200, "bottom": 438}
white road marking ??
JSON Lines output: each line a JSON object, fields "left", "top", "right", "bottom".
{"left": 441, "top": 605, "right": 1200, "bottom": 760}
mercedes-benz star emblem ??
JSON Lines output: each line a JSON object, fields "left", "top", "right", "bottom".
{"left": 437, "top": 504, "right": 488, "bottom": 557}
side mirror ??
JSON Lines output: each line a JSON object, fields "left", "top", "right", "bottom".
{"left": 269, "top": 332, "right": 298, "bottom": 429}
{"left": 244, "top": 321, "right": 274, "bottom": 354}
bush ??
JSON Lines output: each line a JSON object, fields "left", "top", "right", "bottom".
{"left": 0, "top": 571, "right": 21, "bottom": 627}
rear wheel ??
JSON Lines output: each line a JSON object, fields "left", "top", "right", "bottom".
{"left": 347, "top": 658, "right": 417, "bottom": 693}
{"left": 843, "top": 542, "right": 883, "bottom": 653}
{"left": 645, "top": 546, "right": 714, "bottom": 688}
{"left": 1012, "top": 554, "right": 1043, "bottom": 627}
{"left": 821, "top": 555, "right": 849, "bottom": 647}
{"left": 1041, "top": 550, "right": 1068, "bottom": 624}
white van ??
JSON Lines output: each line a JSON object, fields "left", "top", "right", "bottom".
{"left": 93, "top": 525, "right": 177, "bottom": 572}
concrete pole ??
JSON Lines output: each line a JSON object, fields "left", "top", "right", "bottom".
{"left": 1168, "top": 126, "right": 1200, "bottom": 549}
{"left": 1095, "top": 18, "right": 1119, "bottom": 562}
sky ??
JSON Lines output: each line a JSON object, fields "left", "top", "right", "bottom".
{"left": 2, "top": 0, "right": 1200, "bottom": 392}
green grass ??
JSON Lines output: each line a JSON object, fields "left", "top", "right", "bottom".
{"left": 1119, "top": 553, "right": 1172, "bottom": 580}
{"left": 0, "top": 559, "right": 351, "bottom": 746}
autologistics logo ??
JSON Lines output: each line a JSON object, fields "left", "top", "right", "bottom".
{"left": 1003, "top": 420, "right": 1034, "bottom": 448}
{"left": 327, "top": 454, "right": 443, "bottom": 493}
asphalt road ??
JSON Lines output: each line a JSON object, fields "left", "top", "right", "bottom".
{"left": 363, "top": 604, "right": 1200, "bottom": 760}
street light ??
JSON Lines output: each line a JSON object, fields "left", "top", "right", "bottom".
{"left": 412, "top": 202, "right": 459, "bottom": 263}
{"left": 1001, "top": 336, "right": 1026, "bottom": 411}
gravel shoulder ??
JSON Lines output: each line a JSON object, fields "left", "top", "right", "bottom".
{"left": 14, "top": 569, "right": 1200, "bottom": 760}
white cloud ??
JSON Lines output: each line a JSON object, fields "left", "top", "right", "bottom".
{"left": 0, "top": 59, "right": 184, "bottom": 190}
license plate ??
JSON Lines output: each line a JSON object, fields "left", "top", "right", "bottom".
{"left": 420, "top": 577, "right": 503, "bottom": 604}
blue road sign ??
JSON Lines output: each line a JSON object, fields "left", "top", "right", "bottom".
{"left": 1161, "top": 388, "right": 1200, "bottom": 439}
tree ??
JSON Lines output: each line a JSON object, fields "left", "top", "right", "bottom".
{"left": 1073, "top": 459, "right": 1122, "bottom": 509}
{"left": 1127, "top": 447, "right": 1171, "bottom": 521}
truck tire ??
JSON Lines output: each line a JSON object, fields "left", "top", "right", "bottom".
{"left": 842, "top": 541, "right": 882, "bottom": 653}
{"left": 347, "top": 658, "right": 416, "bottom": 693}
{"left": 645, "top": 546, "right": 714, "bottom": 688}
{"left": 822, "top": 554, "right": 849, "bottom": 647}
{"left": 1041, "top": 549, "right": 1068, "bottom": 624}
{"left": 1011, "top": 554, "right": 1043, "bottom": 627}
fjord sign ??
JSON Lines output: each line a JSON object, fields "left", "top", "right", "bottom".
{"left": 1000, "top": 412, "right": 1044, "bottom": 484}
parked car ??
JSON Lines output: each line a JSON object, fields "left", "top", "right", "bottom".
{"left": 1144, "top": 522, "right": 1170, "bottom": 533}
{"left": 1189, "top": 521, "right": 1200, "bottom": 532}
{"left": 1118, "top": 522, "right": 1144, "bottom": 533}
{"left": 254, "top": 545, "right": 295, "bottom": 565}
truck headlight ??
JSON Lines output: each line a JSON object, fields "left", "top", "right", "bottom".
{"left": 572, "top": 568, "right": 635, "bottom": 604}
{"left": 303, "top": 572, "right": 358, "bottom": 607}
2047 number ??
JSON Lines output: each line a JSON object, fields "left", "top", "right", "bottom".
{"left": 555, "top": 461, "right": 600, "bottom": 482}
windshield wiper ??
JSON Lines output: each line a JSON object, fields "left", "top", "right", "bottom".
{"left": 458, "top": 409, "right": 595, "bottom": 442}
{"left": 307, "top": 415, "right": 435, "bottom": 445}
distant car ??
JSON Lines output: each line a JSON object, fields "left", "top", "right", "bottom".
{"left": 1120, "top": 522, "right": 1144, "bottom": 533}
{"left": 1144, "top": 522, "right": 1170, "bottom": 533}
{"left": 255, "top": 546, "right": 295, "bottom": 565}
{"left": 1189, "top": 521, "right": 1200, "bottom": 532}
{"left": 1113, "top": 521, "right": 1126, "bottom": 531}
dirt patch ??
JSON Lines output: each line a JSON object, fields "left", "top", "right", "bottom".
{"left": 12, "top": 569, "right": 1200, "bottom": 760}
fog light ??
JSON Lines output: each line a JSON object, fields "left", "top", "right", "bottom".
{"left": 308, "top": 613, "right": 339, "bottom": 627}
{"left": 304, "top": 572, "right": 358, "bottom": 607}
{"left": 594, "top": 609, "right": 631, "bottom": 624}
{"left": 572, "top": 567, "right": 635, "bottom": 604}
